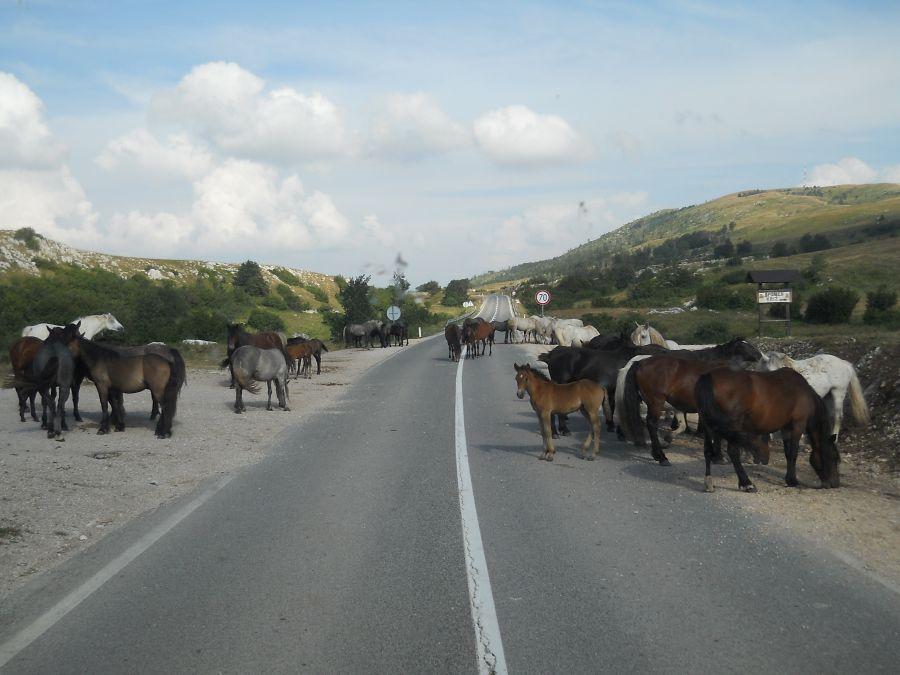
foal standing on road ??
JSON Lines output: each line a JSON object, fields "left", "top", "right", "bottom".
{"left": 514, "top": 363, "right": 606, "bottom": 462}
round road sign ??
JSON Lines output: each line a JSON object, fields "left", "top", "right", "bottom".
{"left": 386, "top": 305, "right": 402, "bottom": 321}
{"left": 535, "top": 290, "right": 551, "bottom": 306}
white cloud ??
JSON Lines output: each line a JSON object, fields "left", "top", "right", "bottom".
{"left": 361, "top": 213, "right": 395, "bottom": 247}
{"left": 0, "top": 72, "right": 65, "bottom": 169}
{"left": 96, "top": 128, "right": 213, "bottom": 180}
{"left": 481, "top": 192, "right": 650, "bottom": 269}
{"left": 152, "top": 61, "right": 351, "bottom": 163}
{"left": 473, "top": 105, "right": 592, "bottom": 166}
{"left": 0, "top": 167, "right": 99, "bottom": 245}
{"left": 367, "top": 93, "right": 469, "bottom": 159}
{"left": 802, "top": 157, "right": 900, "bottom": 186}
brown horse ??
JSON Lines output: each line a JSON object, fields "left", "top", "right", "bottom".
{"left": 69, "top": 337, "right": 185, "bottom": 437}
{"left": 462, "top": 319, "right": 494, "bottom": 358}
{"left": 620, "top": 354, "right": 739, "bottom": 466}
{"left": 9, "top": 336, "right": 43, "bottom": 422}
{"left": 444, "top": 324, "right": 462, "bottom": 362}
{"left": 224, "top": 324, "right": 288, "bottom": 386}
{"left": 696, "top": 368, "right": 840, "bottom": 492}
{"left": 285, "top": 341, "right": 318, "bottom": 379}
{"left": 514, "top": 363, "right": 606, "bottom": 461}
{"left": 286, "top": 336, "right": 328, "bottom": 374}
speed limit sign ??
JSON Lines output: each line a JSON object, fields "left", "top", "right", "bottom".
{"left": 535, "top": 290, "right": 551, "bottom": 305}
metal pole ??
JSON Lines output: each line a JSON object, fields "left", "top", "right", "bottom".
{"left": 785, "top": 283, "right": 791, "bottom": 336}
{"left": 757, "top": 283, "right": 763, "bottom": 337}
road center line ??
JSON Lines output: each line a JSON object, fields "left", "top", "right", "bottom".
{"left": 0, "top": 474, "right": 235, "bottom": 669}
{"left": 455, "top": 350, "right": 508, "bottom": 675}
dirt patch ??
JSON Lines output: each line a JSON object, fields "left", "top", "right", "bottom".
{"left": 518, "top": 339, "right": 900, "bottom": 589}
{"left": 0, "top": 344, "right": 407, "bottom": 602}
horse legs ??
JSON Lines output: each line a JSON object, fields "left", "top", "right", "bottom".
{"left": 275, "top": 378, "right": 290, "bottom": 411}
{"left": 702, "top": 431, "right": 726, "bottom": 491}
{"left": 234, "top": 386, "right": 244, "bottom": 413}
{"left": 783, "top": 426, "right": 801, "bottom": 487}
{"left": 602, "top": 395, "right": 615, "bottom": 433}
{"left": 71, "top": 371, "right": 84, "bottom": 422}
{"left": 111, "top": 391, "right": 126, "bottom": 432}
{"left": 645, "top": 400, "right": 670, "bottom": 465}
{"left": 16, "top": 387, "right": 29, "bottom": 422}
{"left": 825, "top": 390, "right": 843, "bottom": 438}
{"left": 95, "top": 385, "right": 111, "bottom": 434}
{"left": 726, "top": 440, "right": 756, "bottom": 492}
{"left": 580, "top": 407, "right": 601, "bottom": 460}
{"left": 315, "top": 352, "right": 322, "bottom": 375}
{"left": 538, "top": 411, "right": 556, "bottom": 461}
{"left": 266, "top": 380, "right": 274, "bottom": 411}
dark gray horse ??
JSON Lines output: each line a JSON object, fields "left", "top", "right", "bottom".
{"left": 344, "top": 320, "right": 385, "bottom": 348}
{"left": 24, "top": 323, "right": 80, "bottom": 440}
{"left": 230, "top": 345, "right": 291, "bottom": 414}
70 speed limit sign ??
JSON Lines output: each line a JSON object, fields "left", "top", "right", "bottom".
{"left": 535, "top": 290, "right": 552, "bottom": 306}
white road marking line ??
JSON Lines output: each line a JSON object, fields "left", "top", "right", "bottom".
{"left": 0, "top": 475, "right": 235, "bottom": 669}
{"left": 455, "top": 350, "right": 508, "bottom": 675}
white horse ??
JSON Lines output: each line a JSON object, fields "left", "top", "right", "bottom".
{"left": 22, "top": 313, "right": 125, "bottom": 340}
{"left": 758, "top": 351, "right": 870, "bottom": 436}
{"left": 531, "top": 316, "right": 555, "bottom": 344}
{"left": 630, "top": 321, "right": 712, "bottom": 350}
{"left": 554, "top": 324, "right": 600, "bottom": 347}
{"left": 508, "top": 316, "right": 539, "bottom": 343}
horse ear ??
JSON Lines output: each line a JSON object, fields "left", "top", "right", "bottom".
{"left": 643, "top": 321, "right": 650, "bottom": 328}
{"left": 634, "top": 321, "right": 640, "bottom": 327}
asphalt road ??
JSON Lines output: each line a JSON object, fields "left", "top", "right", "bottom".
{"left": 2, "top": 296, "right": 899, "bottom": 673}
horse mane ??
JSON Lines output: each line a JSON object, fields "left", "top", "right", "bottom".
{"left": 810, "top": 392, "right": 840, "bottom": 467}
{"left": 648, "top": 327, "right": 667, "bottom": 347}
{"left": 77, "top": 336, "right": 129, "bottom": 360}
{"left": 525, "top": 365, "right": 551, "bottom": 382}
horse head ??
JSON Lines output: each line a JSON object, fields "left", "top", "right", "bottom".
{"left": 104, "top": 313, "right": 125, "bottom": 332}
{"left": 513, "top": 363, "right": 529, "bottom": 399}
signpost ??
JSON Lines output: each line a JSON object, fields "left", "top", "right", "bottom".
{"left": 746, "top": 270, "right": 801, "bottom": 337}
{"left": 535, "top": 290, "right": 551, "bottom": 317}
{"left": 386, "top": 305, "right": 402, "bottom": 321}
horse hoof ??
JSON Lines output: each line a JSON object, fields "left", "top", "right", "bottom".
{"left": 97, "top": 429, "right": 108, "bottom": 435}
{"left": 786, "top": 478, "right": 800, "bottom": 488}
{"left": 56, "top": 435, "right": 65, "bottom": 442}
{"left": 561, "top": 430, "right": 570, "bottom": 437}
{"left": 658, "top": 458, "right": 671, "bottom": 467}
{"left": 74, "top": 415, "right": 83, "bottom": 423}
{"left": 704, "top": 476, "right": 715, "bottom": 493}
{"left": 546, "top": 455, "right": 554, "bottom": 462}
{"left": 741, "top": 484, "right": 757, "bottom": 493}
{"left": 283, "top": 407, "right": 291, "bottom": 412}
{"left": 551, "top": 433, "right": 559, "bottom": 439}
{"left": 586, "top": 455, "right": 595, "bottom": 461}
{"left": 46, "top": 431, "right": 55, "bottom": 439}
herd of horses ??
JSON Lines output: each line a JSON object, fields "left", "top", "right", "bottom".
{"left": 343, "top": 320, "right": 409, "bottom": 348}
{"left": 7, "top": 314, "right": 336, "bottom": 438}
{"left": 450, "top": 314, "right": 868, "bottom": 493}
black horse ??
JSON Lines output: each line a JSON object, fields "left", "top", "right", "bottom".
{"left": 490, "top": 319, "right": 511, "bottom": 344}
{"left": 385, "top": 321, "right": 409, "bottom": 346}
{"left": 538, "top": 343, "right": 666, "bottom": 437}
{"left": 21, "top": 323, "right": 80, "bottom": 440}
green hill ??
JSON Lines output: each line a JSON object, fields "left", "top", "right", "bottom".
{"left": 472, "top": 183, "right": 900, "bottom": 286}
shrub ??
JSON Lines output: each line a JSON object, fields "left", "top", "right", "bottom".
{"left": 690, "top": 320, "right": 731, "bottom": 344}
{"left": 271, "top": 267, "right": 300, "bottom": 285}
{"left": 695, "top": 284, "right": 754, "bottom": 310}
{"left": 417, "top": 280, "right": 440, "bottom": 294}
{"left": 443, "top": 278, "right": 470, "bottom": 306}
{"left": 799, "top": 233, "right": 832, "bottom": 253}
{"left": 301, "top": 284, "right": 328, "bottom": 304}
{"left": 14, "top": 227, "right": 42, "bottom": 251}
{"left": 713, "top": 239, "right": 734, "bottom": 258}
{"left": 234, "top": 260, "right": 268, "bottom": 296}
{"left": 863, "top": 286, "right": 899, "bottom": 326}
{"left": 246, "top": 308, "right": 285, "bottom": 331}
{"left": 805, "top": 287, "right": 859, "bottom": 324}
{"left": 721, "top": 269, "right": 746, "bottom": 285}
{"left": 276, "top": 283, "right": 309, "bottom": 311}
{"left": 261, "top": 294, "right": 288, "bottom": 311}
{"left": 770, "top": 241, "right": 794, "bottom": 258}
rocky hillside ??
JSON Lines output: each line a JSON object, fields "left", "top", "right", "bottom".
{"left": 0, "top": 229, "right": 338, "bottom": 299}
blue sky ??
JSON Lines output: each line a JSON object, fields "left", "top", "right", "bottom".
{"left": 1, "top": 1, "right": 898, "bottom": 284}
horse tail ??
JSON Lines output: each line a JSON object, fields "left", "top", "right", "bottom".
{"left": 343, "top": 325, "right": 349, "bottom": 346}
{"left": 695, "top": 373, "right": 757, "bottom": 449}
{"left": 846, "top": 367, "right": 870, "bottom": 427}
{"left": 219, "top": 357, "right": 231, "bottom": 369}
{"left": 621, "top": 361, "right": 646, "bottom": 446}
{"left": 171, "top": 348, "right": 187, "bottom": 391}
{"left": 233, "top": 366, "right": 261, "bottom": 395}
{"left": 320, "top": 342, "right": 330, "bottom": 352}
